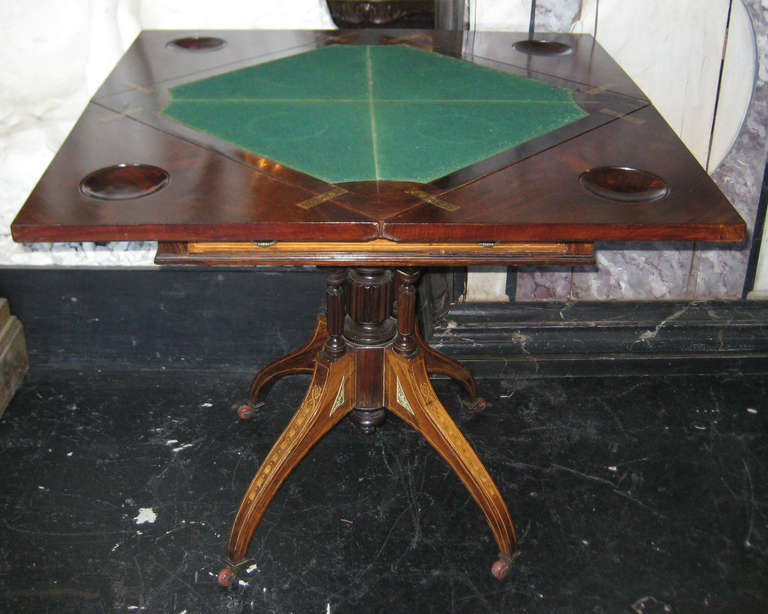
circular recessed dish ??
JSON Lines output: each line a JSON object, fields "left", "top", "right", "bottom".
{"left": 167, "top": 36, "right": 227, "bottom": 52}
{"left": 513, "top": 39, "right": 573, "bottom": 56}
{"left": 80, "top": 164, "right": 170, "bottom": 200}
{"left": 579, "top": 166, "right": 669, "bottom": 203}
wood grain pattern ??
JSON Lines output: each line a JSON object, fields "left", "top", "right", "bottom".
{"left": 11, "top": 104, "right": 378, "bottom": 243}
{"left": 228, "top": 352, "right": 355, "bottom": 563}
{"left": 383, "top": 106, "right": 746, "bottom": 243}
{"left": 393, "top": 268, "right": 420, "bottom": 356}
{"left": 0, "top": 299, "right": 29, "bottom": 417}
{"left": 384, "top": 349, "right": 517, "bottom": 558}
{"left": 323, "top": 270, "right": 347, "bottom": 360}
{"left": 154, "top": 240, "right": 596, "bottom": 267}
{"left": 11, "top": 29, "right": 746, "bottom": 246}
{"left": 415, "top": 325, "right": 479, "bottom": 402}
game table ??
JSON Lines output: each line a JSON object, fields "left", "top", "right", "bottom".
{"left": 11, "top": 29, "right": 746, "bottom": 584}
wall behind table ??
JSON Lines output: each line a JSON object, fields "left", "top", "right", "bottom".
{"left": 465, "top": 0, "right": 766, "bottom": 301}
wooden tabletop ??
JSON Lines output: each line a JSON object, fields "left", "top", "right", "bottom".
{"left": 11, "top": 29, "right": 746, "bottom": 245}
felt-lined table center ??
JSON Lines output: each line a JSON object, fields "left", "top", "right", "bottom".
{"left": 162, "top": 44, "right": 587, "bottom": 183}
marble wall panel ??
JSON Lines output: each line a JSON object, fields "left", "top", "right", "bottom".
{"left": 702, "top": 0, "right": 768, "bottom": 299}
{"left": 470, "top": 0, "right": 585, "bottom": 33}
{"left": 464, "top": 266, "right": 510, "bottom": 302}
{"left": 531, "top": 0, "right": 586, "bottom": 33}
{"left": 570, "top": 245, "right": 695, "bottom": 300}
{"left": 513, "top": 0, "right": 764, "bottom": 302}
{"left": 572, "top": 0, "right": 730, "bottom": 168}
{"left": 515, "top": 269, "right": 572, "bottom": 300}
{"left": 709, "top": 0, "right": 757, "bottom": 170}
{"left": 468, "top": 0, "right": 532, "bottom": 31}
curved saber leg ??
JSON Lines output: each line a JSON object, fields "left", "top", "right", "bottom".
{"left": 227, "top": 352, "right": 355, "bottom": 565}
{"left": 246, "top": 316, "right": 329, "bottom": 406}
{"left": 415, "top": 327, "right": 484, "bottom": 410}
{"left": 384, "top": 349, "right": 518, "bottom": 577}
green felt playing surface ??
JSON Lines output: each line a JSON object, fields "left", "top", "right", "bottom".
{"left": 163, "top": 44, "right": 587, "bottom": 184}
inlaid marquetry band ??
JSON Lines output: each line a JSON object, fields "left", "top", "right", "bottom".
{"left": 329, "top": 376, "right": 346, "bottom": 416}
{"left": 405, "top": 189, "right": 460, "bottom": 212}
{"left": 296, "top": 187, "right": 349, "bottom": 210}
{"left": 584, "top": 84, "right": 613, "bottom": 96}
{"left": 396, "top": 376, "right": 415, "bottom": 416}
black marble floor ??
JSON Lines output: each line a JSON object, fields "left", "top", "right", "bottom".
{"left": 0, "top": 367, "right": 766, "bottom": 613}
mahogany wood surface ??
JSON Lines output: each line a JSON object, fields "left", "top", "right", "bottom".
{"left": 383, "top": 348, "right": 517, "bottom": 559}
{"left": 245, "top": 313, "right": 484, "bottom": 410}
{"left": 11, "top": 29, "right": 745, "bottom": 246}
{"left": 383, "top": 106, "right": 746, "bottom": 243}
{"left": 154, "top": 240, "right": 596, "bottom": 266}
{"left": 228, "top": 351, "right": 357, "bottom": 563}
{"left": 416, "top": 324, "right": 480, "bottom": 402}
{"left": 393, "top": 268, "right": 420, "bottom": 356}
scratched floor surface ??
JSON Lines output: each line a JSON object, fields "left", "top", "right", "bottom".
{"left": 0, "top": 368, "right": 766, "bottom": 613}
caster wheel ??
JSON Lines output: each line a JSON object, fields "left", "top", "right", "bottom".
{"left": 465, "top": 397, "right": 487, "bottom": 413}
{"left": 217, "top": 567, "right": 235, "bottom": 587}
{"left": 491, "top": 558, "right": 510, "bottom": 580}
{"left": 237, "top": 404, "right": 254, "bottom": 420}
{"left": 491, "top": 551, "right": 518, "bottom": 580}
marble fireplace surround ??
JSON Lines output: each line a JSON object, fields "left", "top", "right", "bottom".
{"left": 1, "top": 0, "right": 766, "bottom": 302}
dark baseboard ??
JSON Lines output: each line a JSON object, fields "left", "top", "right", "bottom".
{"left": 428, "top": 300, "right": 768, "bottom": 377}
{"left": 1, "top": 267, "right": 766, "bottom": 377}
{"left": 0, "top": 267, "right": 324, "bottom": 373}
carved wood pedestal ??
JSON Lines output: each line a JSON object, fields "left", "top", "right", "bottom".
{"left": 220, "top": 267, "right": 518, "bottom": 584}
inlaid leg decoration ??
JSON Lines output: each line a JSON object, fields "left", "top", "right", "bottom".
{"left": 415, "top": 326, "right": 485, "bottom": 412}
{"left": 223, "top": 352, "right": 355, "bottom": 578}
{"left": 239, "top": 316, "right": 329, "bottom": 418}
{"left": 384, "top": 349, "right": 518, "bottom": 579}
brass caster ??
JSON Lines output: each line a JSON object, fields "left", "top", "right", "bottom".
{"left": 491, "top": 551, "right": 518, "bottom": 580}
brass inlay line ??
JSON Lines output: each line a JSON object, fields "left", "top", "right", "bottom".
{"left": 126, "top": 81, "right": 154, "bottom": 94}
{"left": 330, "top": 377, "right": 346, "bottom": 416}
{"left": 186, "top": 239, "right": 580, "bottom": 254}
{"left": 600, "top": 108, "right": 645, "bottom": 125}
{"left": 396, "top": 377, "right": 415, "bottom": 416}
{"left": 99, "top": 108, "right": 144, "bottom": 124}
{"left": 296, "top": 187, "right": 348, "bottom": 210}
{"left": 171, "top": 97, "right": 582, "bottom": 104}
{"left": 406, "top": 189, "right": 460, "bottom": 212}
{"left": 585, "top": 84, "right": 613, "bottom": 96}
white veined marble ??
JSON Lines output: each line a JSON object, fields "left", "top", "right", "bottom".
{"left": 466, "top": 0, "right": 533, "bottom": 31}
{"left": 464, "top": 266, "right": 510, "bottom": 302}
{"left": 709, "top": 0, "right": 758, "bottom": 171}
{"left": 468, "top": 0, "right": 585, "bottom": 33}
{"left": 571, "top": 0, "right": 731, "bottom": 168}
